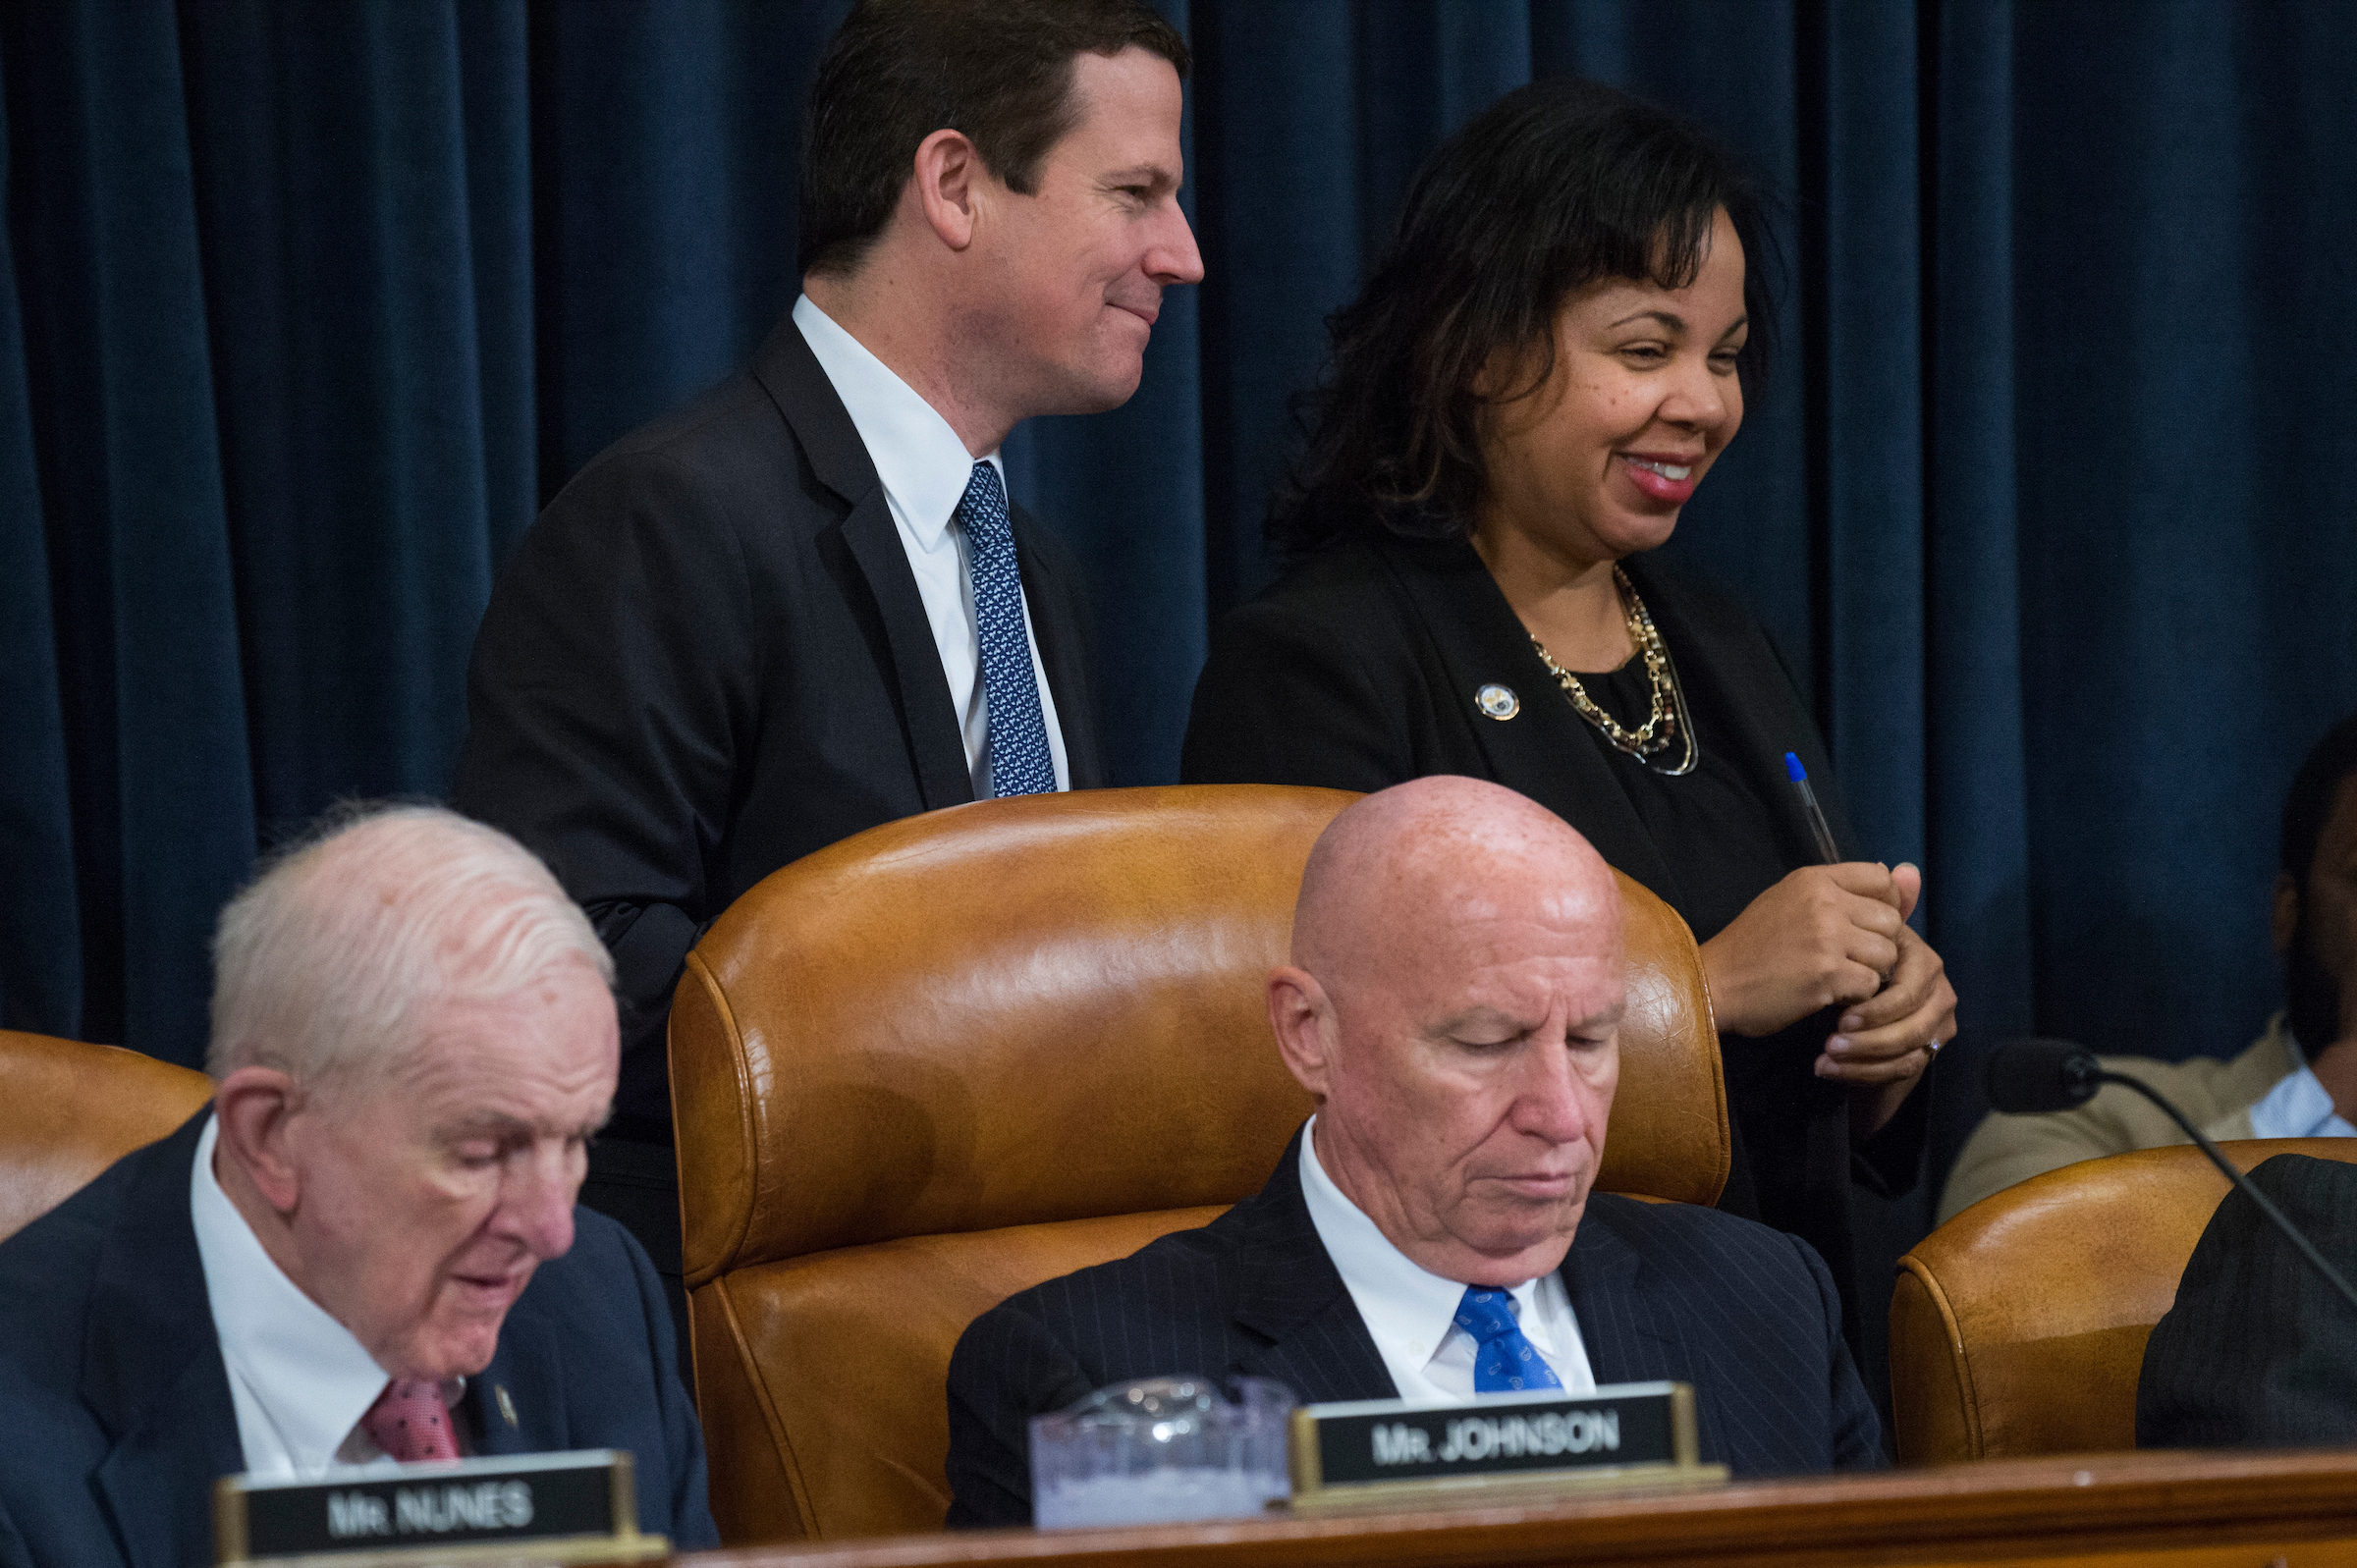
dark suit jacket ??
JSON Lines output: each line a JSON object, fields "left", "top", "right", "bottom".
{"left": 454, "top": 317, "right": 1105, "bottom": 1143}
{"left": 944, "top": 1128, "right": 1882, "bottom": 1527}
{"left": 2138, "top": 1153, "right": 2357, "bottom": 1447}
{"left": 1178, "top": 536, "right": 1924, "bottom": 1350}
{"left": 0, "top": 1112, "right": 718, "bottom": 1568}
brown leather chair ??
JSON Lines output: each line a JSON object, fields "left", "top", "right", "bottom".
{"left": 670, "top": 784, "right": 1727, "bottom": 1545}
{"left": 1891, "top": 1137, "right": 2357, "bottom": 1462}
{"left": 0, "top": 1028, "right": 214, "bottom": 1244}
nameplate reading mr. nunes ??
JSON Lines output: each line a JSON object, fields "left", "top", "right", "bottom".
{"left": 1289, "top": 1381, "right": 1719, "bottom": 1508}
{"left": 213, "top": 1449, "right": 667, "bottom": 1566}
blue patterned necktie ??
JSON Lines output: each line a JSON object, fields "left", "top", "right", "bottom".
{"left": 1454, "top": 1287, "right": 1565, "bottom": 1394}
{"left": 955, "top": 460, "right": 1056, "bottom": 797}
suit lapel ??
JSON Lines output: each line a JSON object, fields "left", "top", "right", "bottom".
{"left": 1562, "top": 1200, "right": 1726, "bottom": 1462}
{"left": 838, "top": 497, "right": 975, "bottom": 810}
{"left": 83, "top": 1113, "right": 247, "bottom": 1568}
{"left": 1376, "top": 540, "right": 1684, "bottom": 902}
{"left": 753, "top": 317, "right": 974, "bottom": 812}
{"left": 1560, "top": 1202, "right": 1675, "bottom": 1386}
{"left": 1227, "top": 1134, "right": 1397, "bottom": 1403}
{"left": 467, "top": 1322, "right": 564, "bottom": 1458}
{"left": 1013, "top": 515, "right": 1104, "bottom": 790}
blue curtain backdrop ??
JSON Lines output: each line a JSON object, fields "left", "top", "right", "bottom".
{"left": 6, "top": 0, "right": 2354, "bottom": 1205}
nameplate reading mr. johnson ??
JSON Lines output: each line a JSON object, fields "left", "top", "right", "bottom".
{"left": 1289, "top": 1380, "right": 1697, "bottom": 1495}
{"left": 213, "top": 1448, "right": 658, "bottom": 1564}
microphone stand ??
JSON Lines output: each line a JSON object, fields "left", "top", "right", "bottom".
{"left": 2098, "top": 1069, "right": 2357, "bottom": 1318}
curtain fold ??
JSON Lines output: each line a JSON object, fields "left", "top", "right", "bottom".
{"left": 0, "top": 59, "right": 83, "bottom": 1040}
{"left": 1921, "top": 0, "right": 2032, "bottom": 1143}
{"left": 5, "top": 0, "right": 254, "bottom": 1062}
{"left": 2, "top": 6, "right": 2350, "bottom": 1238}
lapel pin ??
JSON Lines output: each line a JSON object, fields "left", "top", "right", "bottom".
{"left": 1475, "top": 683, "right": 1519, "bottom": 721}
{"left": 496, "top": 1385, "right": 519, "bottom": 1429}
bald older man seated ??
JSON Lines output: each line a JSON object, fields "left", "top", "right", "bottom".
{"left": 0, "top": 807, "right": 717, "bottom": 1567}
{"left": 945, "top": 778, "right": 1880, "bottom": 1526}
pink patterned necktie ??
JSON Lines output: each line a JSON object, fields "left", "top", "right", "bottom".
{"left": 361, "top": 1379, "right": 461, "bottom": 1463}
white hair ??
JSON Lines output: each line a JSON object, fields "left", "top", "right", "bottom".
{"left": 207, "top": 804, "right": 614, "bottom": 1092}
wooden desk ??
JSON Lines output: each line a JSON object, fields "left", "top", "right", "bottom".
{"left": 673, "top": 1449, "right": 2357, "bottom": 1568}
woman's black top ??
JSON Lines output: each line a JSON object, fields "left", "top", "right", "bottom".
{"left": 1180, "top": 533, "right": 1926, "bottom": 1354}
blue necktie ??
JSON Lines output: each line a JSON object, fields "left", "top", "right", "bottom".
{"left": 955, "top": 460, "right": 1056, "bottom": 797}
{"left": 1454, "top": 1287, "right": 1565, "bottom": 1394}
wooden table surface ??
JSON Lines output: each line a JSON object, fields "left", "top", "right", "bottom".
{"left": 665, "top": 1447, "right": 2357, "bottom": 1568}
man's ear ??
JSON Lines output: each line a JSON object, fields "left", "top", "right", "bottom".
{"left": 213, "top": 1064, "right": 305, "bottom": 1216}
{"left": 910, "top": 128, "right": 983, "bottom": 251}
{"left": 2274, "top": 870, "right": 2301, "bottom": 955}
{"left": 1268, "top": 966, "right": 1338, "bottom": 1101}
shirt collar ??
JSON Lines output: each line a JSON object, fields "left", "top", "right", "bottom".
{"left": 1297, "top": 1114, "right": 1548, "bottom": 1371}
{"left": 190, "top": 1115, "right": 395, "bottom": 1471}
{"left": 792, "top": 293, "right": 1002, "bottom": 547}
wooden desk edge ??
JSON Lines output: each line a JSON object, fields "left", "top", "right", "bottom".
{"left": 676, "top": 1448, "right": 2357, "bottom": 1568}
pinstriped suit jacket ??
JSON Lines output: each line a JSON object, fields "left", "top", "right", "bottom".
{"left": 945, "top": 1128, "right": 1882, "bottom": 1527}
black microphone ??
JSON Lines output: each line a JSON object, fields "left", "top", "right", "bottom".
{"left": 1986, "top": 1036, "right": 2105, "bottom": 1112}
{"left": 1984, "top": 1037, "right": 2357, "bottom": 1317}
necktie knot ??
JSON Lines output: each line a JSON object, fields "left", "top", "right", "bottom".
{"left": 957, "top": 460, "right": 1014, "bottom": 546}
{"left": 361, "top": 1378, "right": 462, "bottom": 1464}
{"left": 1453, "top": 1286, "right": 1565, "bottom": 1394}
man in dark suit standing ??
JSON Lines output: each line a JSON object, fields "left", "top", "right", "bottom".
{"left": 946, "top": 777, "right": 1881, "bottom": 1526}
{"left": 452, "top": 0, "right": 1203, "bottom": 1280}
{"left": 0, "top": 807, "right": 716, "bottom": 1567}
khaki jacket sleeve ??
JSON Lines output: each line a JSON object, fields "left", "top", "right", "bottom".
{"left": 1937, "top": 1020, "right": 2297, "bottom": 1224}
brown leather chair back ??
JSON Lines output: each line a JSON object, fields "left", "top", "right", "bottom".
{"left": 1891, "top": 1137, "right": 2357, "bottom": 1462}
{"left": 670, "top": 784, "right": 1727, "bottom": 1544}
{"left": 0, "top": 1029, "right": 214, "bottom": 1244}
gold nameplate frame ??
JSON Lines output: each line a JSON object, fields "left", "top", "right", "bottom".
{"left": 1288, "top": 1379, "right": 1727, "bottom": 1514}
{"left": 213, "top": 1448, "right": 667, "bottom": 1566}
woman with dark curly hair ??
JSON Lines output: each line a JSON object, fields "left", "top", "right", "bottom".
{"left": 1181, "top": 78, "right": 1955, "bottom": 1350}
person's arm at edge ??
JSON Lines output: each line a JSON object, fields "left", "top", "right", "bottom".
{"left": 1937, "top": 1047, "right": 2276, "bottom": 1224}
{"left": 943, "top": 1300, "right": 1097, "bottom": 1529}
{"left": 620, "top": 1224, "right": 719, "bottom": 1548}
{"left": 453, "top": 451, "right": 757, "bottom": 1119}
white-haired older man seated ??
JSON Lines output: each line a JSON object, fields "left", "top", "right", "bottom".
{"left": 0, "top": 806, "right": 719, "bottom": 1567}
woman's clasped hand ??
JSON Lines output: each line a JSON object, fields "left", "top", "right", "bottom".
{"left": 1698, "top": 859, "right": 1958, "bottom": 1124}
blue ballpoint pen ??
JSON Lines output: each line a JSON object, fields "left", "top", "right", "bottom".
{"left": 1783, "top": 752, "right": 1842, "bottom": 865}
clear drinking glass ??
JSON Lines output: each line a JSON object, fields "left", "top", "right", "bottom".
{"left": 1028, "top": 1375, "right": 1297, "bottom": 1530}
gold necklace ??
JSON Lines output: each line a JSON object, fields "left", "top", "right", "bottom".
{"left": 1526, "top": 566, "right": 1699, "bottom": 776}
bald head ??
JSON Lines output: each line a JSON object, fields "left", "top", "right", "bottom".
{"left": 1292, "top": 777, "right": 1621, "bottom": 987}
{"left": 1269, "top": 778, "right": 1626, "bottom": 1286}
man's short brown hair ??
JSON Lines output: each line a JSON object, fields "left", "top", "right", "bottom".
{"left": 798, "top": 0, "right": 1189, "bottom": 278}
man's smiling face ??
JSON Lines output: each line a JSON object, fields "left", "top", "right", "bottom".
{"left": 965, "top": 45, "right": 1204, "bottom": 418}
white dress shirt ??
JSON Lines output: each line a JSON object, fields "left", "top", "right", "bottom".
{"left": 2247, "top": 1034, "right": 2357, "bottom": 1140}
{"left": 1297, "top": 1115, "right": 1596, "bottom": 1402}
{"left": 791, "top": 294, "right": 1071, "bottom": 798}
{"left": 190, "top": 1117, "right": 459, "bottom": 1475}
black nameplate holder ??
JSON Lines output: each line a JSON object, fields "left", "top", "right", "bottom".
{"left": 1288, "top": 1380, "right": 1727, "bottom": 1513}
{"left": 214, "top": 1449, "right": 667, "bottom": 1565}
